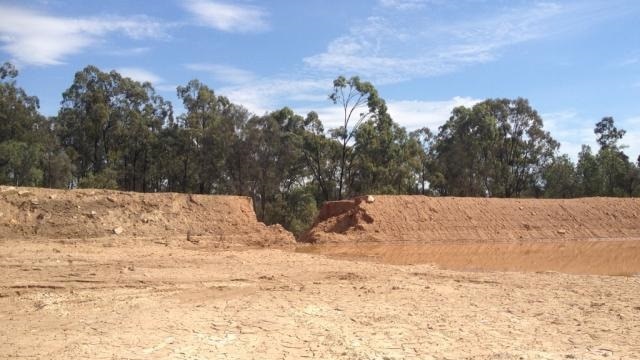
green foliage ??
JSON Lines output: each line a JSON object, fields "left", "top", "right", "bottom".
{"left": 329, "top": 75, "right": 388, "bottom": 199}
{"left": 0, "top": 140, "right": 43, "bottom": 186}
{"left": 542, "top": 154, "right": 578, "bottom": 198}
{"left": 1, "top": 63, "right": 639, "bottom": 236}
{"left": 429, "top": 98, "right": 559, "bottom": 197}
{"left": 595, "top": 116, "right": 625, "bottom": 150}
{"left": 351, "top": 114, "right": 422, "bottom": 195}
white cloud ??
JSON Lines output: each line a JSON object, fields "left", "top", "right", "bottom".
{"left": 185, "top": 63, "right": 255, "bottom": 84}
{"left": 386, "top": 97, "right": 481, "bottom": 130}
{"left": 182, "top": 0, "right": 269, "bottom": 33}
{"left": 542, "top": 111, "right": 640, "bottom": 161}
{"left": 297, "top": 96, "right": 481, "bottom": 131}
{"left": 217, "top": 77, "right": 330, "bottom": 115}
{"left": 379, "top": 0, "right": 430, "bottom": 10}
{"left": 105, "top": 47, "right": 151, "bottom": 57}
{"left": 117, "top": 67, "right": 163, "bottom": 84}
{"left": 0, "top": 5, "right": 166, "bottom": 66}
{"left": 303, "top": 2, "right": 604, "bottom": 83}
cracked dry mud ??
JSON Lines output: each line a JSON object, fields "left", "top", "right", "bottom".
{"left": 1, "top": 239, "right": 639, "bottom": 359}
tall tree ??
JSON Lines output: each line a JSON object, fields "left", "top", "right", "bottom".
{"left": 329, "top": 76, "right": 386, "bottom": 199}
{"left": 177, "top": 80, "right": 238, "bottom": 194}
{"left": 300, "top": 111, "right": 341, "bottom": 201}
{"left": 594, "top": 116, "right": 625, "bottom": 150}
{"left": 543, "top": 154, "right": 578, "bottom": 198}
{"left": 57, "top": 66, "right": 171, "bottom": 190}
{"left": 488, "top": 98, "right": 559, "bottom": 197}
{"left": 0, "top": 62, "right": 53, "bottom": 186}
{"left": 351, "top": 113, "right": 422, "bottom": 195}
{"left": 431, "top": 105, "right": 498, "bottom": 196}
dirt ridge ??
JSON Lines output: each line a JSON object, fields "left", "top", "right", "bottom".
{"left": 0, "top": 186, "right": 294, "bottom": 246}
{"left": 300, "top": 195, "right": 640, "bottom": 243}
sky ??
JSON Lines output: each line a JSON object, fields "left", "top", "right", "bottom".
{"left": 0, "top": 0, "right": 639, "bottom": 161}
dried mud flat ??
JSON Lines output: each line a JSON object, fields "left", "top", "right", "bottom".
{"left": 1, "top": 239, "right": 640, "bottom": 359}
{"left": 2, "top": 188, "right": 640, "bottom": 359}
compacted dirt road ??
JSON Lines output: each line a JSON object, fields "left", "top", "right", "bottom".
{"left": 1, "top": 239, "right": 639, "bottom": 359}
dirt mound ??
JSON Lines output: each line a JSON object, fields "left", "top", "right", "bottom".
{"left": 300, "top": 195, "right": 640, "bottom": 243}
{"left": 0, "top": 186, "right": 294, "bottom": 246}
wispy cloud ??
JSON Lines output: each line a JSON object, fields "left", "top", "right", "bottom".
{"left": 185, "top": 63, "right": 256, "bottom": 84}
{"left": 105, "top": 47, "right": 152, "bottom": 57}
{"left": 379, "top": 0, "right": 430, "bottom": 11}
{"left": 304, "top": 2, "right": 612, "bottom": 83}
{"left": 117, "top": 67, "right": 163, "bottom": 84}
{"left": 0, "top": 5, "right": 167, "bottom": 66}
{"left": 217, "top": 77, "right": 330, "bottom": 115}
{"left": 182, "top": 0, "right": 269, "bottom": 33}
{"left": 295, "top": 96, "right": 481, "bottom": 131}
{"left": 542, "top": 110, "right": 640, "bottom": 161}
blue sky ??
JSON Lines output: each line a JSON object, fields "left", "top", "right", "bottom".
{"left": 1, "top": 0, "right": 639, "bottom": 160}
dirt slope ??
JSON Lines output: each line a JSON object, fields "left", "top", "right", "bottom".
{"left": 300, "top": 195, "right": 640, "bottom": 243}
{"left": 0, "top": 186, "right": 293, "bottom": 246}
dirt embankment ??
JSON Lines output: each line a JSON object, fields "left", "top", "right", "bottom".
{"left": 300, "top": 195, "right": 640, "bottom": 244}
{"left": 0, "top": 186, "right": 294, "bottom": 246}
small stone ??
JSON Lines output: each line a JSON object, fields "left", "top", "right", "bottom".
{"left": 88, "top": 211, "right": 98, "bottom": 218}
{"left": 113, "top": 227, "right": 124, "bottom": 235}
{"left": 557, "top": 229, "right": 567, "bottom": 235}
{"left": 30, "top": 198, "right": 39, "bottom": 206}
{"left": 366, "top": 195, "right": 375, "bottom": 204}
{"left": 18, "top": 190, "right": 32, "bottom": 197}
{"left": 106, "top": 196, "right": 116, "bottom": 203}
{"left": 48, "top": 194, "right": 56, "bottom": 200}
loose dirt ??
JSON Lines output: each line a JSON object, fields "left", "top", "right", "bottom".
{"left": 0, "top": 186, "right": 293, "bottom": 246}
{"left": 2, "top": 188, "right": 640, "bottom": 359}
{"left": 1, "top": 240, "right": 639, "bottom": 359}
{"left": 298, "top": 240, "right": 640, "bottom": 276}
{"left": 300, "top": 195, "right": 640, "bottom": 244}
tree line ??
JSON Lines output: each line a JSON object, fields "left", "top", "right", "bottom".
{"left": 1, "top": 62, "right": 639, "bottom": 235}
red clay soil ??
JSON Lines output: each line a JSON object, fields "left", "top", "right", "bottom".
{"left": 299, "top": 195, "right": 640, "bottom": 244}
{"left": 0, "top": 186, "right": 294, "bottom": 246}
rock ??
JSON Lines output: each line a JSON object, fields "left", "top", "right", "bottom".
{"left": 557, "top": 229, "right": 567, "bottom": 235}
{"left": 18, "top": 190, "right": 32, "bottom": 197}
{"left": 30, "top": 198, "right": 39, "bottom": 206}
{"left": 366, "top": 195, "right": 375, "bottom": 204}
{"left": 48, "top": 194, "right": 56, "bottom": 200}
{"left": 106, "top": 196, "right": 116, "bottom": 203}
{"left": 88, "top": 211, "right": 98, "bottom": 219}
{"left": 113, "top": 227, "right": 124, "bottom": 235}
{"left": 1, "top": 186, "right": 17, "bottom": 194}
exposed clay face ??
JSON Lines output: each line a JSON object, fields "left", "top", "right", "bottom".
{"left": 0, "top": 186, "right": 294, "bottom": 246}
{"left": 300, "top": 195, "right": 640, "bottom": 244}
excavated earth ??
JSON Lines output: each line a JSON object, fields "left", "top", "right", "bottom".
{"left": 0, "top": 186, "right": 293, "bottom": 246}
{"left": 1, "top": 188, "right": 640, "bottom": 359}
{"left": 300, "top": 195, "right": 640, "bottom": 244}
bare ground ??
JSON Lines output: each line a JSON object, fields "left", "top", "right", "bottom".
{"left": 1, "top": 239, "right": 639, "bottom": 359}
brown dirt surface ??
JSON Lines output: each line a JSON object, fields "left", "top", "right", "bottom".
{"left": 3, "top": 190, "right": 640, "bottom": 358}
{"left": 0, "top": 185, "right": 294, "bottom": 246}
{"left": 1, "top": 239, "right": 639, "bottom": 359}
{"left": 300, "top": 195, "right": 640, "bottom": 244}
{"left": 298, "top": 240, "right": 640, "bottom": 276}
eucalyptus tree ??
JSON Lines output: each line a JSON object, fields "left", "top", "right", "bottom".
{"left": 57, "top": 66, "right": 171, "bottom": 190}
{"left": 0, "top": 62, "right": 54, "bottom": 186}
{"left": 351, "top": 113, "right": 422, "bottom": 195}
{"left": 329, "top": 76, "right": 387, "bottom": 199}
